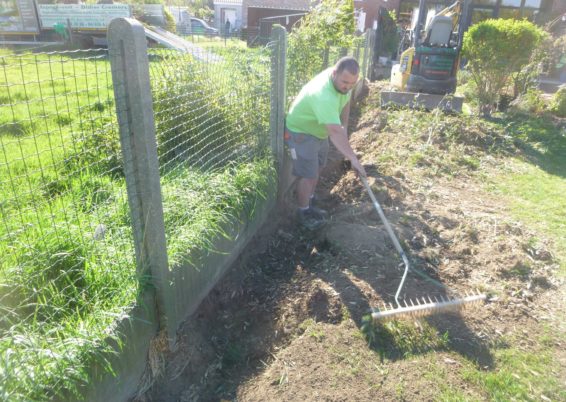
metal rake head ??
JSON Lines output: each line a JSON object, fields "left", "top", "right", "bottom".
{"left": 371, "top": 290, "right": 487, "bottom": 321}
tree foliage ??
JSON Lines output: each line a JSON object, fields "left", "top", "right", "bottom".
{"left": 462, "top": 19, "right": 545, "bottom": 116}
{"left": 286, "top": 0, "right": 355, "bottom": 98}
{"left": 551, "top": 86, "right": 566, "bottom": 118}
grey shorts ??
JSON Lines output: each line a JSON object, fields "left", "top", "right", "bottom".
{"left": 286, "top": 130, "right": 329, "bottom": 179}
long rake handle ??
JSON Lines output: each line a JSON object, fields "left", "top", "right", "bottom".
{"left": 360, "top": 176, "right": 410, "bottom": 307}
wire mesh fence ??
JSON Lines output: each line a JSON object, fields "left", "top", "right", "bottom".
{"left": 179, "top": 27, "right": 266, "bottom": 47}
{"left": 0, "top": 23, "right": 374, "bottom": 400}
{"left": 286, "top": 30, "right": 371, "bottom": 104}
{"left": 0, "top": 49, "right": 137, "bottom": 400}
{"left": 146, "top": 44, "right": 276, "bottom": 267}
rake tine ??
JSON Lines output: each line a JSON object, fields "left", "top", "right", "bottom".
{"left": 361, "top": 176, "right": 488, "bottom": 322}
{"left": 371, "top": 292, "right": 488, "bottom": 321}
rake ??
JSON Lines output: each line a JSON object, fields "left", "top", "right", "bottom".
{"left": 360, "top": 176, "right": 486, "bottom": 321}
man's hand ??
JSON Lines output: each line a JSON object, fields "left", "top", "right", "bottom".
{"left": 327, "top": 124, "right": 366, "bottom": 177}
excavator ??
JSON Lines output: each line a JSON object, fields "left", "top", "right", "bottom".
{"left": 381, "top": 0, "right": 472, "bottom": 111}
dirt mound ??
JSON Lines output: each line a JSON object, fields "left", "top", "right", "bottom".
{"left": 325, "top": 222, "right": 389, "bottom": 255}
{"left": 139, "top": 83, "right": 566, "bottom": 402}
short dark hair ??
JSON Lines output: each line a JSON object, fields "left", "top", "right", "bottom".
{"left": 334, "top": 57, "right": 359, "bottom": 75}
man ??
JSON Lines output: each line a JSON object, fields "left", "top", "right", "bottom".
{"left": 224, "top": 19, "right": 231, "bottom": 37}
{"left": 285, "top": 57, "right": 367, "bottom": 229}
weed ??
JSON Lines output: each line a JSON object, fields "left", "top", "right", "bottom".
{"left": 1, "top": 121, "right": 32, "bottom": 137}
{"left": 54, "top": 114, "right": 73, "bottom": 126}
{"left": 503, "top": 261, "right": 532, "bottom": 279}
{"left": 90, "top": 99, "right": 113, "bottom": 113}
{"left": 456, "top": 155, "right": 480, "bottom": 170}
{"left": 299, "top": 318, "right": 316, "bottom": 333}
{"left": 408, "top": 151, "right": 429, "bottom": 168}
{"left": 308, "top": 328, "right": 326, "bottom": 342}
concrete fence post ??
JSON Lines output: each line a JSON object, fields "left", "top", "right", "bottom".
{"left": 270, "top": 25, "right": 287, "bottom": 174}
{"left": 362, "top": 29, "right": 372, "bottom": 81}
{"left": 107, "top": 18, "right": 174, "bottom": 345}
{"left": 366, "top": 29, "right": 377, "bottom": 81}
{"left": 322, "top": 46, "right": 330, "bottom": 69}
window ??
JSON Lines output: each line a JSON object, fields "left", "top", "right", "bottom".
{"left": 523, "top": 0, "right": 542, "bottom": 8}
{"left": 473, "top": 0, "right": 497, "bottom": 5}
{"left": 501, "top": 0, "right": 521, "bottom": 6}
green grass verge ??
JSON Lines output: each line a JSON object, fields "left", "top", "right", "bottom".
{"left": 486, "top": 115, "right": 566, "bottom": 274}
{"left": 461, "top": 337, "right": 565, "bottom": 401}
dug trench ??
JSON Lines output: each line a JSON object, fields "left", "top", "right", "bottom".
{"left": 137, "top": 84, "right": 565, "bottom": 401}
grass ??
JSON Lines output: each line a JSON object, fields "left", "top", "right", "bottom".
{"left": 486, "top": 115, "right": 566, "bottom": 274}
{"left": 461, "top": 338, "right": 566, "bottom": 401}
{"left": 361, "top": 317, "right": 450, "bottom": 359}
{"left": 181, "top": 34, "right": 249, "bottom": 49}
{"left": 0, "top": 45, "right": 274, "bottom": 400}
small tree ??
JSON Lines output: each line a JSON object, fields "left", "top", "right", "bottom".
{"left": 287, "top": 0, "right": 355, "bottom": 99}
{"left": 462, "top": 19, "right": 545, "bottom": 117}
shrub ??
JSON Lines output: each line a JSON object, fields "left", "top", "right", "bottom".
{"left": 550, "top": 86, "right": 566, "bottom": 118}
{"left": 462, "top": 19, "right": 545, "bottom": 117}
{"left": 509, "top": 88, "right": 546, "bottom": 115}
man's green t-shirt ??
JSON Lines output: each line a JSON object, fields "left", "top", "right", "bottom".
{"left": 286, "top": 68, "right": 351, "bottom": 139}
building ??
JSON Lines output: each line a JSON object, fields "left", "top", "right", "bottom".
{"left": 213, "top": 0, "right": 244, "bottom": 31}
{"left": 356, "top": 0, "right": 566, "bottom": 32}
{"left": 242, "top": 0, "right": 310, "bottom": 31}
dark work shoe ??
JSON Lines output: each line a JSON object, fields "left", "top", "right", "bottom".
{"left": 297, "top": 207, "right": 326, "bottom": 230}
{"left": 309, "top": 206, "right": 328, "bottom": 219}
{"left": 309, "top": 195, "right": 328, "bottom": 218}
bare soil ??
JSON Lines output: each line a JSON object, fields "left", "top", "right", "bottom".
{"left": 137, "top": 84, "right": 566, "bottom": 402}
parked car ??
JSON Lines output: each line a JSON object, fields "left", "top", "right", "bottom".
{"left": 190, "top": 17, "right": 218, "bottom": 35}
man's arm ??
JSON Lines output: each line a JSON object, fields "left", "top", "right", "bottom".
{"left": 340, "top": 101, "right": 351, "bottom": 132}
{"left": 326, "top": 124, "right": 366, "bottom": 177}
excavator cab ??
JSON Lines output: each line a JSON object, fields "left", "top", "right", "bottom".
{"left": 384, "top": 0, "right": 472, "bottom": 111}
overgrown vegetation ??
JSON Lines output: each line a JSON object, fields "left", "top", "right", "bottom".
{"left": 0, "top": 44, "right": 273, "bottom": 400}
{"left": 550, "top": 86, "right": 566, "bottom": 117}
{"left": 286, "top": 0, "right": 356, "bottom": 98}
